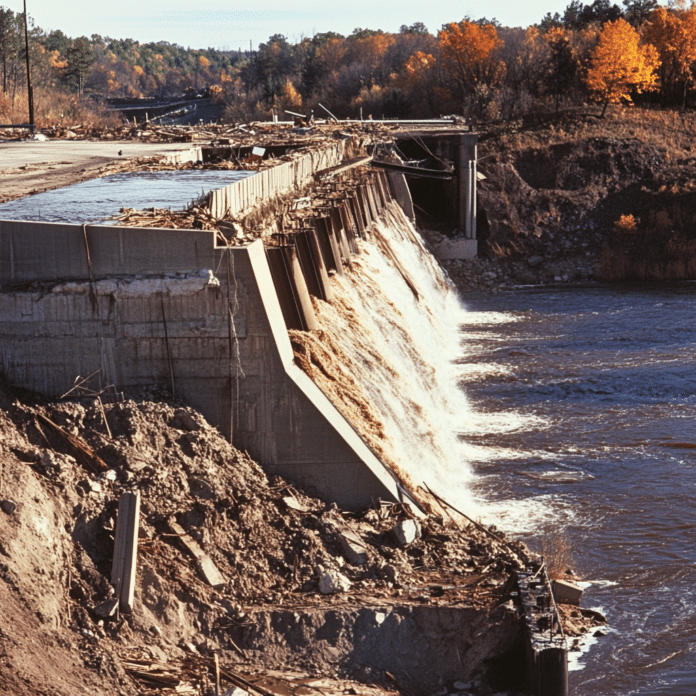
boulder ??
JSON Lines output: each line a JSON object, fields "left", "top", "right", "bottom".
{"left": 391, "top": 519, "right": 421, "bottom": 547}
{"left": 319, "top": 569, "right": 352, "bottom": 594}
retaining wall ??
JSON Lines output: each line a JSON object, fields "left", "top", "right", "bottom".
{"left": 0, "top": 220, "right": 405, "bottom": 510}
{"left": 206, "top": 141, "right": 346, "bottom": 219}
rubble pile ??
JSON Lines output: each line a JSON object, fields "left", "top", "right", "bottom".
{"left": 0, "top": 386, "right": 535, "bottom": 696}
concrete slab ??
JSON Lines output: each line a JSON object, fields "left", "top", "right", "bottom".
{"left": 0, "top": 140, "right": 199, "bottom": 168}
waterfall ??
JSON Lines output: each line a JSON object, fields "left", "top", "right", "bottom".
{"left": 291, "top": 202, "right": 482, "bottom": 515}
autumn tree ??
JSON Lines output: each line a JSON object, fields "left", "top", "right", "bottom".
{"left": 585, "top": 18, "right": 658, "bottom": 115}
{"left": 402, "top": 50, "right": 440, "bottom": 114}
{"left": 643, "top": 5, "right": 696, "bottom": 106}
{"left": 438, "top": 19, "right": 504, "bottom": 112}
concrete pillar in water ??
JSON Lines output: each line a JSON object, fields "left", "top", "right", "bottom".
{"left": 458, "top": 133, "right": 478, "bottom": 240}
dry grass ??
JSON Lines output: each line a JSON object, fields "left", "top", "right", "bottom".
{"left": 491, "top": 106, "right": 696, "bottom": 160}
{"left": 541, "top": 531, "right": 575, "bottom": 580}
{"left": 0, "top": 87, "right": 121, "bottom": 129}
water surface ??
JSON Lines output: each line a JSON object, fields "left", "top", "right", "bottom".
{"left": 458, "top": 284, "right": 696, "bottom": 695}
{"left": 0, "top": 169, "right": 251, "bottom": 224}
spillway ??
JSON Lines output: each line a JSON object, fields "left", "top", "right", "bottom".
{"left": 0, "top": 135, "right": 474, "bottom": 513}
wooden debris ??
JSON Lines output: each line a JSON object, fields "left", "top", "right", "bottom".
{"left": 36, "top": 412, "right": 109, "bottom": 473}
{"left": 168, "top": 518, "right": 226, "bottom": 589}
{"left": 112, "top": 491, "right": 141, "bottom": 613}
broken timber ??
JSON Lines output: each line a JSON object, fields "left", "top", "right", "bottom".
{"left": 112, "top": 491, "right": 141, "bottom": 613}
{"left": 517, "top": 562, "right": 568, "bottom": 696}
{"left": 371, "top": 159, "right": 454, "bottom": 180}
{"left": 168, "top": 518, "right": 226, "bottom": 590}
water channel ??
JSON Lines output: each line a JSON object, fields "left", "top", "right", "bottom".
{"left": 0, "top": 170, "right": 251, "bottom": 224}
{"left": 459, "top": 284, "right": 696, "bottom": 695}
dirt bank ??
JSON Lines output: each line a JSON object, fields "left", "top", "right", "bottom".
{"left": 434, "top": 108, "right": 696, "bottom": 290}
{"left": 3, "top": 384, "right": 591, "bottom": 696}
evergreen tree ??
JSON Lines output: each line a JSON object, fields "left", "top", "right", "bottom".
{"left": 66, "top": 36, "right": 93, "bottom": 96}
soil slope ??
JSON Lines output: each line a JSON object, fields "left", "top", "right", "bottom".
{"left": 436, "top": 108, "right": 696, "bottom": 289}
{"left": 0, "top": 386, "right": 541, "bottom": 696}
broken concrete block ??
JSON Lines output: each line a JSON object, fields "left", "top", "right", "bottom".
{"left": 319, "top": 569, "right": 352, "bottom": 594}
{"left": 338, "top": 528, "right": 368, "bottom": 566}
{"left": 392, "top": 519, "right": 421, "bottom": 547}
{"left": 552, "top": 578, "right": 583, "bottom": 606}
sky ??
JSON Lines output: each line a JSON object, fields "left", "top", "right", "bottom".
{"left": 5, "top": 0, "right": 568, "bottom": 51}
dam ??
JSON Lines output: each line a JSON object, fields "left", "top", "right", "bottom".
{"left": 0, "top": 123, "right": 569, "bottom": 695}
{"left": 0, "top": 126, "right": 476, "bottom": 511}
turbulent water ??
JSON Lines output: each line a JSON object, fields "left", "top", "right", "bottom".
{"left": 307, "top": 203, "right": 480, "bottom": 507}
{"left": 457, "top": 283, "right": 696, "bottom": 696}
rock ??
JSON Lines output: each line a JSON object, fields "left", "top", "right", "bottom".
{"left": 433, "top": 239, "right": 478, "bottom": 260}
{"left": 1, "top": 499, "right": 17, "bottom": 515}
{"left": 41, "top": 451, "right": 57, "bottom": 468}
{"left": 223, "top": 688, "right": 249, "bottom": 696}
{"left": 319, "top": 569, "right": 352, "bottom": 594}
{"left": 383, "top": 564, "right": 399, "bottom": 583}
{"left": 32, "top": 133, "right": 48, "bottom": 141}
{"left": 93, "top": 598, "right": 119, "bottom": 618}
{"left": 453, "top": 681, "right": 472, "bottom": 691}
{"left": 282, "top": 496, "right": 306, "bottom": 512}
{"left": 516, "top": 271, "right": 537, "bottom": 284}
{"left": 337, "top": 528, "right": 368, "bottom": 566}
{"left": 527, "top": 255, "right": 544, "bottom": 267}
{"left": 391, "top": 519, "right": 421, "bottom": 547}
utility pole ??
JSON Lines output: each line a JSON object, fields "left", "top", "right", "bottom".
{"left": 22, "top": 0, "right": 34, "bottom": 130}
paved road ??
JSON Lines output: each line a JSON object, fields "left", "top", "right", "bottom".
{"left": 0, "top": 139, "right": 202, "bottom": 202}
{"left": 0, "top": 139, "right": 198, "bottom": 168}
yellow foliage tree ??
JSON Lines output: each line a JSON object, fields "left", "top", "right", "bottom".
{"left": 643, "top": 5, "right": 696, "bottom": 106}
{"left": 438, "top": 20, "right": 504, "bottom": 99}
{"left": 585, "top": 18, "right": 659, "bottom": 116}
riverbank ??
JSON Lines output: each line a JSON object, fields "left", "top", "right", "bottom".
{"left": 452, "top": 108, "right": 696, "bottom": 287}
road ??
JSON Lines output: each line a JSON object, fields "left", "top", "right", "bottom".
{"left": 0, "top": 138, "right": 201, "bottom": 203}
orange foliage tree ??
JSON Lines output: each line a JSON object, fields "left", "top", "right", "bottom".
{"left": 643, "top": 5, "right": 696, "bottom": 106}
{"left": 438, "top": 20, "right": 504, "bottom": 102}
{"left": 585, "top": 18, "right": 659, "bottom": 116}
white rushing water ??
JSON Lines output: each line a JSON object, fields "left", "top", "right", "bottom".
{"left": 314, "top": 203, "right": 482, "bottom": 515}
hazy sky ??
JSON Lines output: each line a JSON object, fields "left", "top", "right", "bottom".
{"left": 7, "top": 0, "right": 567, "bottom": 50}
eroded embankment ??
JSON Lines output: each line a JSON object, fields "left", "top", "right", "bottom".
{"left": 0, "top": 390, "right": 532, "bottom": 696}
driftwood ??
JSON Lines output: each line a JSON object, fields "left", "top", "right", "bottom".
{"left": 36, "top": 412, "right": 109, "bottom": 473}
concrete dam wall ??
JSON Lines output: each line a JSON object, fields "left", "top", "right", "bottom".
{"left": 0, "top": 144, "right": 468, "bottom": 512}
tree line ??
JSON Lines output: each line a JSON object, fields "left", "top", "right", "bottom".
{"left": 1, "top": 0, "right": 696, "bottom": 125}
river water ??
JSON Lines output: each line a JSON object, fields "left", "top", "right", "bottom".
{"left": 457, "top": 284, "right": 696, "bottom": 695}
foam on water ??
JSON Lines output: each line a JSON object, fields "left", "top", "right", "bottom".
{"left": 314, "top": 204, "right": 479, "bottom": 513}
